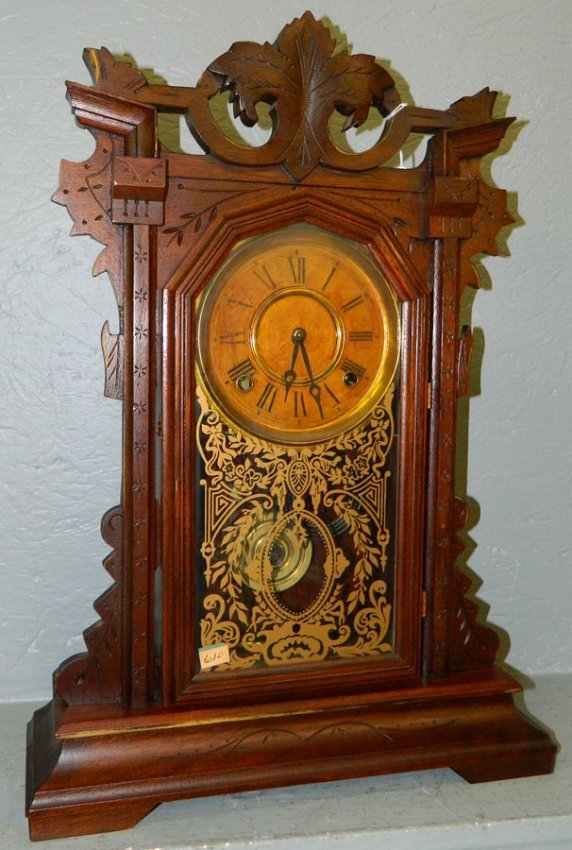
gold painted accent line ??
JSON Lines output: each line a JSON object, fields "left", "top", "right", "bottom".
{"left": 59, "top": 706, "right": 323, "bottom": 740}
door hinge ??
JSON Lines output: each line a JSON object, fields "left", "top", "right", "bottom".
{"left": 422, "top": 590, "right": 427, "bottom": 619}
{"left": 427, "top": 382, "right": 432, "bottom": 409}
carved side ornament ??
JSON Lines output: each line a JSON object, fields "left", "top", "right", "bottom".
{"left": 51, "top": 61, "right": 161, "bottom": 705}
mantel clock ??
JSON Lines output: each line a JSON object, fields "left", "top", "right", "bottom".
{"left": 26, "top": 13, "right": 556, "bottom": 841}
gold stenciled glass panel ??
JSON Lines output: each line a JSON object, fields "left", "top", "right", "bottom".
{"left": 193, "top": 223, "right": 400, "bottom": 671}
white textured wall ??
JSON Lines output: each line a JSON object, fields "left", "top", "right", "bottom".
{"left": 1, "top": 0, "right": 570, "bottom": 700}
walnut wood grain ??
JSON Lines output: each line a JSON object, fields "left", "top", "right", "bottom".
{"left": 27, "top": 669, "right": 555, "bottom": 841}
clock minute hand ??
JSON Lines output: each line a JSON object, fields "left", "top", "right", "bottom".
{"left": 298, "top": 337, "right": 324, "bottom": 420}
{"left": 283, "top": 338, "right": 300, "bottom": 401}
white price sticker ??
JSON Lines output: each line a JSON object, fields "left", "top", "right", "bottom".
{"left": 198, "top": 642, "right": 230, "bottom": 670}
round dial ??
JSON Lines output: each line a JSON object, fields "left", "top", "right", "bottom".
{"left": 196, "top": 224, "right": 399, "bottom": 444}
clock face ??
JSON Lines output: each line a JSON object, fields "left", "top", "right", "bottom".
{"left": 196, "top": 223, "right": 399, "bottom": 444}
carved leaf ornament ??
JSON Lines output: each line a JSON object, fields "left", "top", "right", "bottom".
{"left": 189, "top": 12, "right": 398, "bottom": 178}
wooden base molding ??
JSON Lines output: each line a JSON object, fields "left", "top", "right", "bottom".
{"left": 27, "top": 669, "right": 556, "bottom": 841}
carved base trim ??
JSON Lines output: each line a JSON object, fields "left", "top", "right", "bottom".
{"left": 26, "top": 668, "right": 556, "bottom": 841}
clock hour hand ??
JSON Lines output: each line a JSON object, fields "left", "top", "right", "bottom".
{"left": 308, "top": 380, "right": 324, "bottom": 419}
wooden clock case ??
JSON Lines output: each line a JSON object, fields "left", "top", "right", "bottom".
{"left": 26, "top": 12, "right": 556, "bottom": 841}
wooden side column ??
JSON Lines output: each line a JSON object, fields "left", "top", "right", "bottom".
{"left": 424, "top": 236, "right": 460, "bottom": 676}
{"left": 112, "top": 157, "right": 166, "bottom": 705}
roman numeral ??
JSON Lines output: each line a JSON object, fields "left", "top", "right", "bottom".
{"left": 219, "top": 331, "right": 247, "bottom": 345}
{"left": 294, "top": 391, "right": 307, "bottom": 417}
{"left": 341, "top": 358, "right": 366, "bottom": 378}
{"left": 289, "top": 255, "right": 306, "bottom": 284}
{"left": 341, "top": 295, "right": 365, "bottom": 312}
{"left": 324, "top": 383, "right": 340, "bottom": 405}
{"left": 227, "top": 297, "right": 254, "bottom": 308}
{"left": 228, "top": 358, "right": 255, "bottom": 381}
{"left": 253, "top": 265, "right": 276, "bottom": 290}
{"left": 256, "top": 383, "right": 277, "bottom": 412}
{"left": 349, "top": 331, "right": 373, "bottom": 342}
{"left": 321, "top": 265, "right": 337, "bottom": 291}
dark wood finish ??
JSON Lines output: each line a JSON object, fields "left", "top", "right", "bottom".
{"left": 27, "top": 669, "right": 555, "bottom": 841}
{"left": 27, "top": 11, "right": 556, "bottom": 841}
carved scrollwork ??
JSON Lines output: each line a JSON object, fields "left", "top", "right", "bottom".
{"left": 53, "top": 131, "right": 125, "bottom": 400}
{"left": 449, "top": 497, "right": 499, "bottom": 670}
{"left": 101, "top": 321, "right": 123, "bottom": 400}
{"left": 78, "top": 24, "right": 511, "bottom": 188}
{"left": 456, "top": 326, "right": 473, "bottom": 397}
{"left": 83, "top": 46, "right": 149, "bottom": 97}
{"left": 55, "top": 507, "right": 123, "bottom": 705}
{"left": 460, "top": 177, "right": 515, "bottom": 290}
{"left": 188, "top": 12, "right": 397, "bottom": 179}
{"left": 53, "top": 132, "right": 122, "bottom": 304}
{"left": 182, "top": 13, "right": 431, "bottom": 178}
